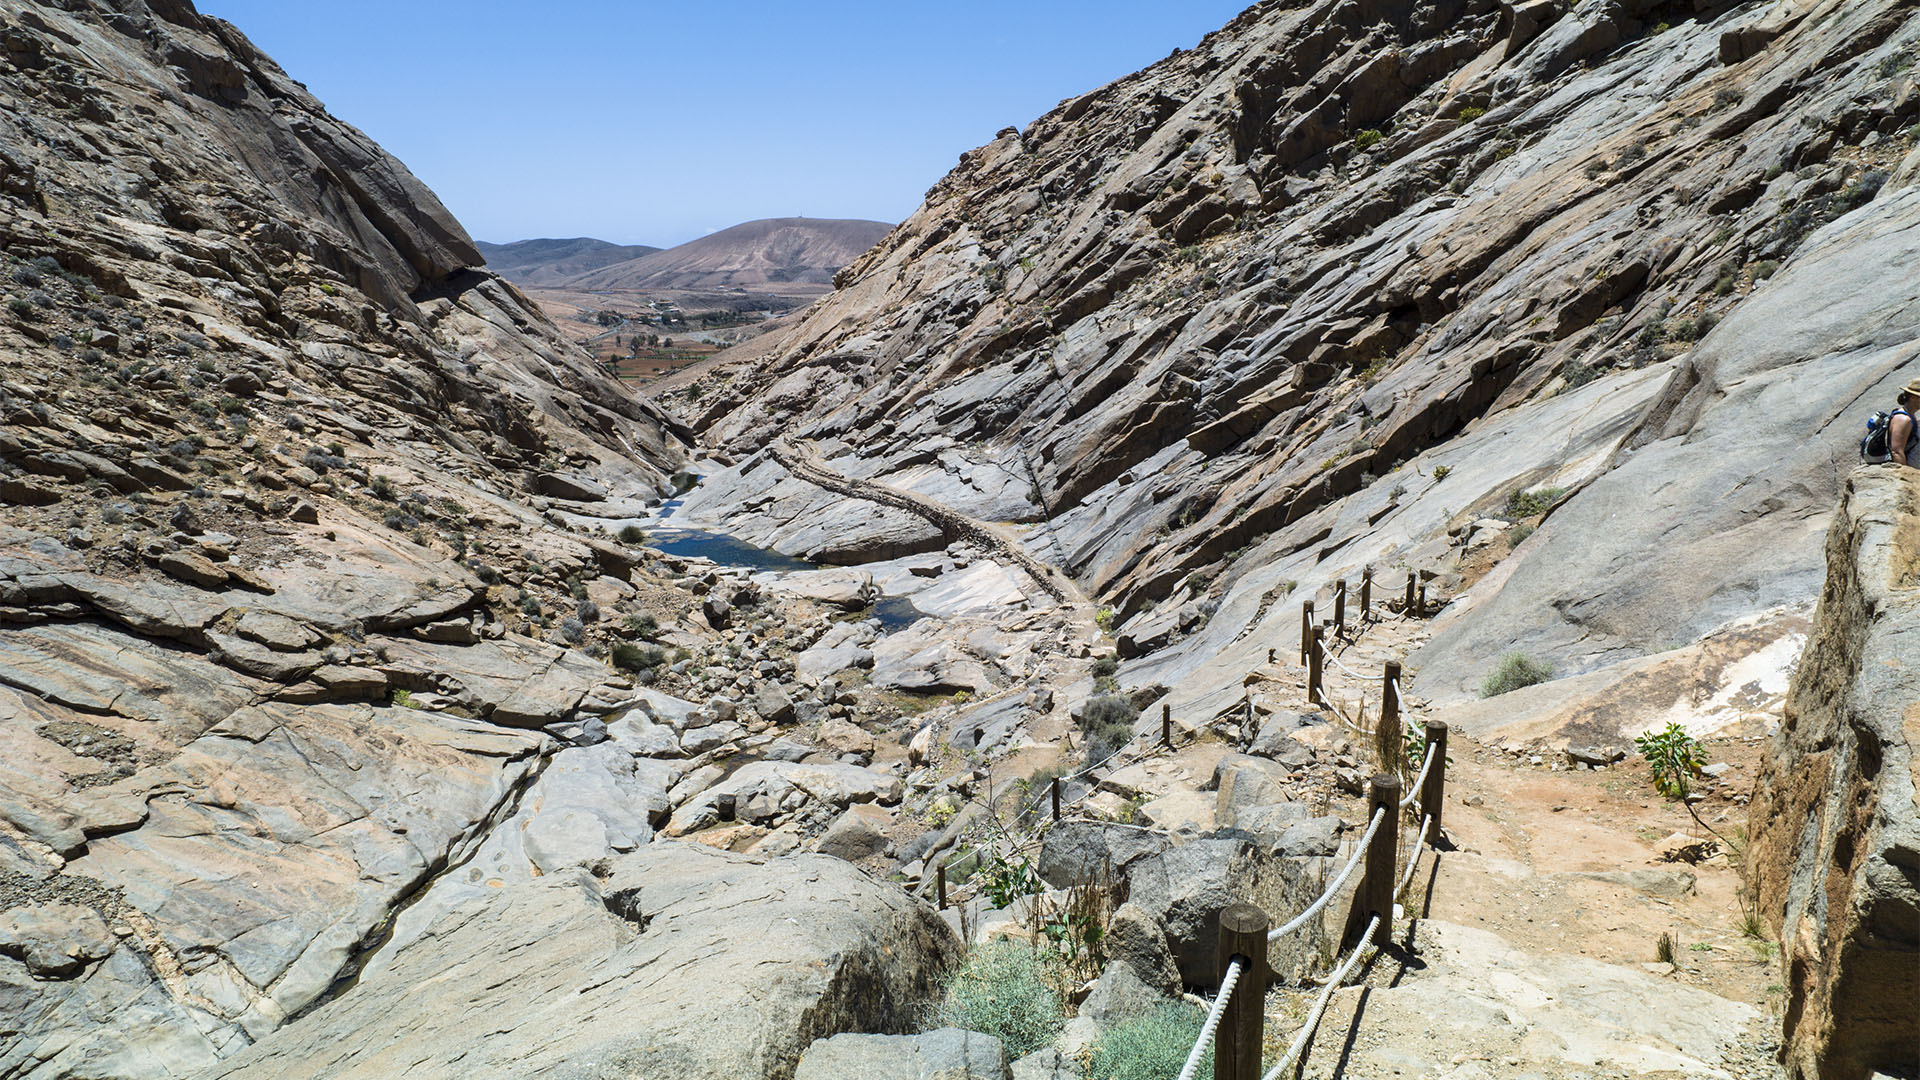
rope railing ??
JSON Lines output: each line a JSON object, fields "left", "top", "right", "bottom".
{"left": 1268, "top": 805, "right": 1386, "bottom": 942}
{"left": 940, "top": 569, "right": 1455, "bottom": 1080}
{"left": 1400, "top": 743, "right": 1436, "bottom": 809}
{"left": 1177, "top": 955, "right": 1244, "bottom": 1080}
{"left": 1396, "top": 814, "right": 1432, "bottom": 899}
{"left": 1260, "top": 914, "right": 1382, "bottom": 1080}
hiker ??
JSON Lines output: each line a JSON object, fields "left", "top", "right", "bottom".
{"left": 1860, "top": 377, "right": 1920, "bottom": 465}
{"left": 1895, "top": 379, "right": 1920, "bottom": 466}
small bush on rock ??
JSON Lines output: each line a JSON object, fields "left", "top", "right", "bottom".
{"left": 1087, "top": 1002, "right": 1211, "bottom": 1080}
{"left": 1480, "top": 652, "right": 1555, "bottom": 697}
{"left": 611, "top": 642, "right": 666, "bottom": 674}
{"left": 935, "top": 941, "right": 1062, "bottom": 1059}
{"left": 1078, "top": 694, "right": 1139, "bottom": 766}
{"left": 1503, "top": 486, "right": 1564, "bottom": 518}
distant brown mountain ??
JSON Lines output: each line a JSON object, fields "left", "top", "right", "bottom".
{"left": 560, "top": 217, "right": 893, "bottom": 292}
{"left": 475, "top": 237, "right": 662, "bottom": 286}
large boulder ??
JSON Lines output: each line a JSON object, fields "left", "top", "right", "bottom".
{"left": 1124, "top": 836, "right": 1328, "bottom": 986}
{"left": 1036, "top": 820, "right": 1172, "bottom": 890}
{"left": 205, "top": 846, "right": 961, "bottom": 1080}
{"left": 1748, "top": 468, "right": 1920, "bottom": 1080}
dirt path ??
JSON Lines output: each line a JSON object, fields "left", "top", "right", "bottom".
{"left": 772, "top": 439, "right": 1084, "bottom": 605}
{"left": 1248, "top": 607, "right": 1784, "bottom": 1077}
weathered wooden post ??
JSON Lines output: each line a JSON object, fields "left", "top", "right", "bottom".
{"left": 1382, "top": 660, "right": 1401, "bottom": 738}
{"left": 1333, "top": 579, "right": 1347, "bottom": 639}
{"left": 1404, "top": 570, "right": 1416, "bottom": 615}
{"left": 1416, "top": 580, "right": 1427, "bottom": 619}
{"left": 1307, "top": 624, "right": 1324, "bottom": 704}
{"left": 1422, "top": 719, "right": 1449, "bottom": 838}
{"left": 1299, "top": 599, "right": 1315, "bottom": 665}
{"left": 1161, "top": 702, "right": 1173, "bottom": 749}
{"left": 1359, "top": 567, "right": 1372, "bottom": 623}
{"left": 1215, "top": 903, "right": 1269, "bottom": 1080}
{"left": 1350, "top": 774, "right": 1400, "bottom": 949}
{"left": 1050, "top": 776, "right": 1061, "bottom": 822}
{"left": 936, "top": 863, "right": 948, "bottom": 910}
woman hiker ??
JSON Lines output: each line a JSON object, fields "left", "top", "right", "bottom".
{"left": 1893, "top": 377, "right": 1920, "bottom": 467}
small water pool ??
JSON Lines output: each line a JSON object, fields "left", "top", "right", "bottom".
{"left": 646, "top": 529, "right": 815, "bottom": 573}
{"left": 873, "top": 595, "right": 928, "bottom": 632}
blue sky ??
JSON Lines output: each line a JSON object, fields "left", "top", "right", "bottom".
{"left": 197, "top": 2, "right": 1251, "bottom": 248}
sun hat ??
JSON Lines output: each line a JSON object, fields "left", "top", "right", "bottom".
{"left": 1904, "top": 376, "right": 1920, "bottom": 398}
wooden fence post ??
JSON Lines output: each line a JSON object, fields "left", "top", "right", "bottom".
{"left": 1359, "top": 567, "right": 1372, "bottom": 623}
{"left": 1348, "top": 774, "right": 1399, "bottom": 949}
{"left": 1162, "top": 702, "right": 1173, "bottom": 749}
{"left": 1299, "top": 600, "right": 1314, "bottom": 666}
{"left": 936, "top": 863, "right": 948, "bottom": 909}
{"left": 1307, "top": 624, "right": 1324, "bottom": 705}
{"left": 1422, "top": 720, "right": 1448, "bottom": 838}
{"left": 1215, "top": 903, "right": 1268, "bottom": 1080}
{"left": 1333, "top": 579, "right": 1347, "bottom": 639}
{"left": 1404, "top": 571, "right": 1416, "bottom": 615}
{"left": 1416, "top": 580, "right": 1427, "bottom": 619}
{"left": 1050, "top": 776, "right": 1061, "bottom": 822}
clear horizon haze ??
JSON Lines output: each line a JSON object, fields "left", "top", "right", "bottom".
{"left": 196, "top": 1, "right": 1252, "bottom": 249}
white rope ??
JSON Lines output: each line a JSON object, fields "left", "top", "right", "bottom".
{"left": 1396, "top": 814, "right": 1432, "bottom": 899}
{"left": 1268, "top": 805, "right": 1387, "bottom": 941}
{"left": 1399, "top": 743, "right": 1436, "bottom": 809}
{"left": 1261, "top": 914, "right": 1381, "bottom": 1080}
{"left": 1176, "top": 956, "right": 1243, "bottom": 1080}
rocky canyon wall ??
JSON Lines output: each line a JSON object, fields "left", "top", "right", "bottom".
{"left": 1749, "top": 466, "right": 1920, "bottom": 1080}
{"left": 674, "top": 0, "right": 1920, "bottom": 721}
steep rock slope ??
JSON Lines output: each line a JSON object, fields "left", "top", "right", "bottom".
{"left": 675, "top": 0, "right": 1920, "bottom": 714}
{"left": 1748, "top": 466, "right": 1919, "bottom": 1080}
{"left": 564, "top": 216, "right": 894, "bottom": 291}
{"left": 0, "top": 1, "right": 707, "bottom": 1074}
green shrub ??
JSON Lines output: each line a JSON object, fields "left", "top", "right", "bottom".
{"left": 936, "top": 942, "right": 1063, "bottom": 1059}
{"left": 1431, "top": 464, "right": 1451, "bottom": 481}
{"left": 1480, "top": 652, "right": 1555, "bottom": 697}
{"left": 1635, "top": 721, "right": 1704, "bottom": 799}
{"left": 1087, "top": 1003, "right": 1211, "bottom": 1080}
{"left": 1457, "top": 106, "right": 1486, "bottom": 122}
{"left": 1504, "top": 486, "right": 1564, "bottom": 518}
{"left": 1751, "top": 259, "right": 1780, "bottom": 281}
{"left": 1090, "top": 656, "right": 1118, "bottom": 679}
{"left": 1079, "top": 694, "right": 1139, "bottom": 766}
{"left": 1354, "top": 128, "right": 1384, "bottom": 150}
{"left": 1507, "top": 522, "right": 1535, "bottom": 548}
{"left": 618, "top": 523, "right": 648, "bottom": 545}
{"left": 611, "top": 642, "right": 666, "bottom": 674}
{"left": 626, "top": 612, "right": 659, "bottom": 638}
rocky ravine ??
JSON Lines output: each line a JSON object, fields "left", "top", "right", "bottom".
{"left": 666, "top": 0, "right": 1920, "bottom": 1076}
{"left": 0, "top": 3, "right": 995, "bottom": 1077}
{"left": 677, "top": 0, "right": 1920, "bottom": 721}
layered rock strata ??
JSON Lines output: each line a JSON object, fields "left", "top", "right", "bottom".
{"left": 1749, "top": 466, "right": 1920, "bottom": 1080}
{"left": 674, "top": 0, "right": 1920, "bottom": 716}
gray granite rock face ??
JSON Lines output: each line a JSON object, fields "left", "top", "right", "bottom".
{"left": 205, "top": 846, "right": 961, "bottom": 1080}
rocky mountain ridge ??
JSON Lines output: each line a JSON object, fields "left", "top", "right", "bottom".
{"left": 562, "top": 216, "right": 894, "bottom": 293}
{"left": 473, "top": 236, "right": 663, "bottom": 287}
